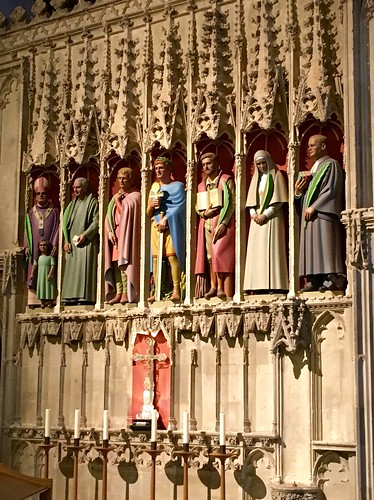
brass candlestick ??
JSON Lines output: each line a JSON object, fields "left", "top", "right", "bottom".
{"left": 67, "top": 438, "right": 84, "bottom": 500}
{"left": 38, "top": 437, "right": 56, "bottom": 478}
{"left": 144, "top": 442, "right": 163, "bottom": 500}
{"left": 172, "top": 443, "right": 198, "bottom": 500}
{"left": 208, "top": 445, "right": 233, "bottom": 500}
{"left": 95, "top": 440, "right": 114, "bottom": 500}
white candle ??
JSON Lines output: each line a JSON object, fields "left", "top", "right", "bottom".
{"left": 151, "top": 409, "right": 157, "bottom": 442}
{"left": 219, "top": 412, "right": 225, "bottom": 446}
{"left": 45, "top": 409, "right": 51, "bottom": 438}
{"left": 182, "top": 411, "right": 189, "bottom": 444}
{"left": 103, "top": 410, "right": 109, "bottom": 441}
{"left": 74, "top": 409, "right": 80, "bottom": 439}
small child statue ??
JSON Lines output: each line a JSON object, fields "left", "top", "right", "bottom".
{"left": 29, "top": 239, "right": 57, "bottom": 308}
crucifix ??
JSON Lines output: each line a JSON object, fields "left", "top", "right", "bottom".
{"left": 131, "top": 336, "right": 167, "bottom": 430}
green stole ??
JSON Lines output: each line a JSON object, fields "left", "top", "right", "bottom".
{"left": 258, "top": 174, "right": 274, "bottom": 214}
{"left": 304, "top": 161, "right": 330, "bottom": 227}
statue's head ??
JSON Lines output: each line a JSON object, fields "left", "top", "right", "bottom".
{"left": 117, "top": 167, "right": 135, "bottom": 190}
{"left": 201, "top": 152, "right": 219, "bottom": 179}
{"left": 34, "top": 177, "right": 50, "bottom": 207}
{"left": 308, "top": 134, "right": 327, "bottom": 161}
{"left": 73, "top": 177, "right": 90, "bottom": 200}
{"left": 37, "top": 238, "right": 52, "bottom": 256}
{"left": 154, "top": 156, "right": 172, "bottom": 184}
{"left": 253, "top": 150, "right": 276, "bottom": 174}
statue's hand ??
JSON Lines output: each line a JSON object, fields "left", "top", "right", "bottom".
{"left": 204, "top": 206, "right": 220, "bottom": 219}
{"left": 64, "top": 242, "right": 72, "bottom": 254}
{"left": 253, "top": 214, "right": 266, "bottom": 225}
{"left": 295, "top": 178, "right": 308, "bottom": 196}
{"left": 50, "top": 245, "right": 57, "bottom": 257}
{"left": 76, "top": 234, "right": 86, "bottom": 246}
{"left": 304, "top": 206, "right": 316, "bottom": 221}
{"left": 157, "top": 217, "right": 168, "bottom": 233}
{"left": 212, "top": 223, "right": 226, "bottom": 243}
{"left": 24, "top": 247, "right": 30, "bottom": 259}
{"left": 108, "top": 232, "right": 117, "bottom": 246}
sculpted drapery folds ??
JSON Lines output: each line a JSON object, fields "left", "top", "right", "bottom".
{"left": 244, "top": 150, "right": 288, "bottom": 292}
{"left": 24, "top": 176, "right": 60, "bottom": 306}
{"left": 146, "top": 157, "right": 186, "bottom": 303}
{"left": 295, "top": 134, "right": 346, "bottom": 292}
{"left": 195, "top": 152, "right": 235, "bottom": 300}
{"left": 61, "top": 177, "right": 99, "bottom": 304}
{"left": 104, "top": 167, "right": 141, "bottom": 305}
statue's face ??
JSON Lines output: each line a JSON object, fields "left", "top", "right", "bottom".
{"left": 154, "top": 161, "right": 171, "bottom": 184}
{"left": 308, "top": 137, "right": 326, "bottom": 161}
{"left": 256, "top": 159, "right": 268, "bottom": 173}
{"left": 73, "top": 180, "right": 87, "bottom": 199}
{"left": 35, "top": 189, "right": 49, "bottom": 207}
{"left": 201, "top": 156, "right": 218, "bottom": 179}
{"left": 117, "top": 170, "right": 132, "bottom": 191}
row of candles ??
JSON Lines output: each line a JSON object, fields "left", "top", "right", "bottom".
{"left": 43, "top": 408, "right": 227, "bottom": 446}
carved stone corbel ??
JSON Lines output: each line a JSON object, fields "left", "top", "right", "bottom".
{"left": 192, "top": 311, "right": 214, "bottom": 338}
{"left": 341, "top": 208, "right": 370, "bottom": 270}
{"left": 62, "top": 319, "right": 83, "bottom": 343}
{"left": 216, "top": 311, "right": 242, "bottom": 338}
{"left": 106, "top": 317, "right": 129, "bottom": 342}
{"left": 270, "top": 299, "right": 307, "bottom": 353}
{"left": 86, "top": 319, "right": 105, "bottom": 342}
{"left": 40, "top": 319, "right": 61, "bottom": 337}
{"left": 20, "top": 321, "right": 40, "bottom": 348}
{"left": 243, "top": 310, "right": 272, "bottom": 335}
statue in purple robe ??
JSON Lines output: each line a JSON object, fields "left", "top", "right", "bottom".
{"left": 24, "top": 177, "right": 59, "bottom": 306}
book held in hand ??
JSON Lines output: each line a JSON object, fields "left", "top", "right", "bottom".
{"left": 197, "top": 188, "right": 223, "bottom": 211}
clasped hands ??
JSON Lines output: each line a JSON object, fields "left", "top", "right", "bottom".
{"left": 251, "top": 213, "right": 266, "bottom": 226}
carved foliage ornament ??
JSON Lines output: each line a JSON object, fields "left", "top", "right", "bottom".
{"left": 271, "top": 299, "right": 307, "bottom": 353}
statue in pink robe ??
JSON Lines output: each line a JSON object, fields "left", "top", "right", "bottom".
{"left": 195, "top": 153, "right": 235, "bottom": 300}
{"left": 105, "top": 167, "right": 141, "bottom": 304}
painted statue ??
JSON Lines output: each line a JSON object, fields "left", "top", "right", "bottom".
{"left": 146, "top": 157, "right": 186, "bottom": 302}
{"left": 195, "top": 152, "right": 235, "bottom": 300}
{"left": 295, "top": 134, "right": 345, "bottom": 292}
{"left": 24, "top": 176, "right": 59, "bottom": 306}
{"left": 29, "top": 239, "right": 57, "bottom": 308}
{"left": 243, "top": 150, "right": 288, "bottom": 292}
{"left": 104, "top": 167, "right": 141, "bottom": 304}
{"left": 61, "top": 177, "right": 99, "bottom": 304}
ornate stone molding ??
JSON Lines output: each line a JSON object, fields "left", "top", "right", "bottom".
{"left": 294, "top": 0, "right": 343, "bottom": 126}
{"left": 341, "top": 207, "right": 374, "bottom": 270}
{"left": 366, "top": 0, "right": 374, "bottom": 21}
{"left": 271, "top": 484, "right": 323, "bottom": 500}
{"left": 271, "top": 298, "right": 307, "bottom": 353}
{"left": 242, "top": 0, "right": 288, "bottom": 133}
{"left": 144, "top": 8, "right": 186, "bottom": 152}
{"left": 191, "top": 1, "right": 234, "bottom": 142}
{"left": 16, "top": 294, "right": 350, "bottom": 350}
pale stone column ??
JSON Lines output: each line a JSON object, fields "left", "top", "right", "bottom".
{"left": 139, "top": 158, "right": 152, "bottom": 307}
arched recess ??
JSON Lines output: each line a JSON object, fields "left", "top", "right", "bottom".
{"left": 298, "top": 115, "right": 344, "bottom": 172}
{"left": 235, "top": 448, "right": 274, "bottom": 498}
{"left": 150, "top": 141, "right": 187, "bottom": 184}
{"left": 244, "top": 127, "right": 289, "bottom": 286}
{"left": 25, "top": 166, "right": 61, "bottom": 211}
{"left": 12, "top": 441, "right": 38, "bottom": 477}
{"left": 313, "top": 451, "right": 351, "bottom": 500}
{"left": 311, "top": 310, "right": 353, "bottom": 443}
{"left": 67, "top": 160, "right": 100, "bottom": 197}
{"left": 195, "top": 133, "right": 235, "bottom": 182}
{"left": 106, "top": 151, "right": 142, "bottom": 196}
